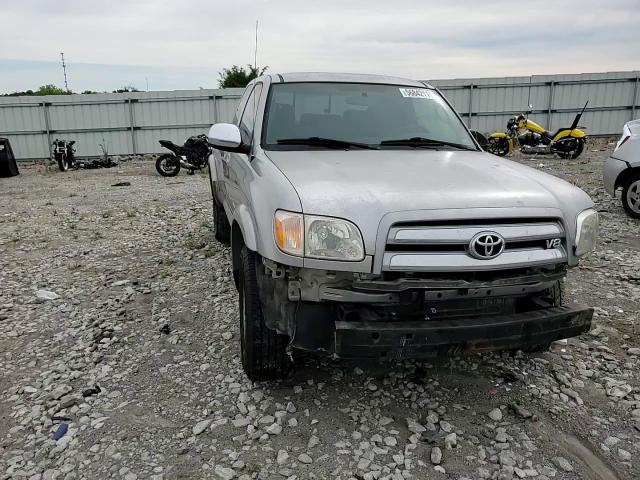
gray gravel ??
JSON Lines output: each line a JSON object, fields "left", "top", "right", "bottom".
{"left": 1, "top": 139, "right": 639, "bottom": 480}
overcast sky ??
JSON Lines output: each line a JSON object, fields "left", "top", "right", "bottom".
{"left": 0, "top": 0, "right": 638, "bottom": 93}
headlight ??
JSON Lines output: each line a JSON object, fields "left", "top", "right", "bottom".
{"left": 575, "top": 208, "right": 598, "bottom": 257}
{"left": 305, "top": 215, "right": 365, "bottom": 261}
{"left": 274, "top": 211, "right": 365, "bottom": 261}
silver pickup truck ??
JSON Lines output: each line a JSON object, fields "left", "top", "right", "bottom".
{"left": 206, "top": 73, "right": 598, "bottom": 380}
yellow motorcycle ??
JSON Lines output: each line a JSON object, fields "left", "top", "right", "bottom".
{"left": 487, "top": 102, "right": 588, "bottom": 159}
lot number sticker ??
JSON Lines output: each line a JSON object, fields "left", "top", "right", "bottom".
{"left": 399, "top": 88, "right": 435, "bottom": 99}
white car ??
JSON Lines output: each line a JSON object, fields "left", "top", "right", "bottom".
{"left": 603, "top": 119, "right": 640, "bottom": 218}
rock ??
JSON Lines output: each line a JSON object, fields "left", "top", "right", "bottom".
{"left": 618, "top": 448, "right": 631, "bottom": 461}
{"left": 430, "top": 446, "right": 442, "bottom": 465}
{"left": 277, "top": 450, "right": 289, "bottom": 464}
{"left": 48, "top": 385, "right": 72, "bottom": 400}
{"left": 603, "top": 436, "right": 620, "bottom": 447}
{"left": 499, "top": 451, "right": 517, "bottom": 467}
{"left": 384, "top": 436, "right": 397, "bottom": 447}
{"left": 193, "top": 419, "right": 212, "bottom": 435}
{"left": 509, "top": 403, "right": 533, "bottom": 419}
{"left": 214, "top": 465, "right": 236, "bottom": 480}
{"left": 36, "top": 289, "right": 59, "bottom": 301}
{"left": 553, "top": 456, "right": 573, "bottom": 472}
{"left": 58, "top": 395, "right": 80, "bottom": 409}
{"left": 444, "top": 432, "right": 457, "bottom": 449}
{"left": 231, "top": 417, "right": 250, "bottom": 428}
{"left": 307, "top": 435, "right": 320, "bottom": 448}
{"left": 407, "top": 418, "right": 426, "bottom": 434}
{"left": 488, "top": 408, "right": 503, "bottom": 421}
{"left": 298, "top": 453, "right": 313, "bottom": 464}
{"left": 439, "top": 421, "right": 453, "bottom": 433}
{"left": 626, "top": 347, "right": 640, "bottom": 356}
{"left": 266, "top": 423, "right": 282, "bottom": 435}
{"left": 221, "top": 332, "right": 233, "bottom": 340}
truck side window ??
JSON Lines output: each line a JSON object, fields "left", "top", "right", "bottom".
{"left": 233, "top": 86, "right": 254, "bottom": 125}
{"left": 239, "top": 84, "right": 263, "bottom": 145}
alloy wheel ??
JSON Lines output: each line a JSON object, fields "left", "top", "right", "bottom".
{"left": 626, "top": 180, "right": 640, "bottom": 215}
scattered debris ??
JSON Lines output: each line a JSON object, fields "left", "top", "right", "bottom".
{"left": 52, "top": 423, "right": 68, "bottom": 440}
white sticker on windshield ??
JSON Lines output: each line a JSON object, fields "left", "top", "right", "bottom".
{"left": 399, "top": 88, "right": 434, "bottom": 99}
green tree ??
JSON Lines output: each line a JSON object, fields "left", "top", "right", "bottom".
{"left": 112, "top": 85, "right": 140, "bottom": 93}
{"left": 35, "top": 84, "right": 69, "bottom": 95}
{"left": 219, "top": 65, "right": 267, "bottom": 88}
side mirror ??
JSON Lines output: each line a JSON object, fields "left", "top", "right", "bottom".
{"left": 207, "top": 123, "right": 249, "bottom": 153}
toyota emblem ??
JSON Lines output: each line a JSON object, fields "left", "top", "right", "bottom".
{"left": 469, "top": 232, "right": 505, "bottom": 259}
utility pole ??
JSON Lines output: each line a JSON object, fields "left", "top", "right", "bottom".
{"left": 254, "top": 20, "right": 258, "bottom": 72}
{"left": 60, "top": 52, "right": 69, "bottom": 91}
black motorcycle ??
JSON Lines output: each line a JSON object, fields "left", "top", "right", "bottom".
{"left": 155, "top": 134, "right": 211, "bottom": 177}
{"left": 52, "top": 139, "right": 76, "bottom": 172}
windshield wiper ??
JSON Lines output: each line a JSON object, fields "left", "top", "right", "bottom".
{"left": 276, "top": 137, "right": 377, "bottom": 150}
{"left": 380, "top": 137, "right": 476, "bottom": 151}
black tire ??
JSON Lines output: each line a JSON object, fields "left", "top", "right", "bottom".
{"left": 155, "top": 154, "right": 181, "bottom": 177}
{"left": 487, "top": 137, "right": 510, "bottom": 156}
{"left": 57, "top": 155, "right": 69, "bottom": 172}
{"left": 213, "top": 197, "right": 231, "bottom": 244}
{"left": 521, "top": 281, "right": 564, "bottom": 353}
{"left": 556, "top": 138, "right": 584, "bottom": 159}
{"left": 238, "top": 246, "right": 291, "bottom": 381}
{"left": 621, "top": 172, "right": 640, "bottom": 219}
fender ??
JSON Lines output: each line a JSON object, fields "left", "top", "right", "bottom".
{"left": 489, "top": 132, "right": 509, "bottom": 139}
{"left": 234, "top": 204, "right": 258, "bottom": 252}
{"left": 488, "top": 132, "right": 514, "bottom": 153}
{"left": 207, "top": 153, "right": 218, "bottom": 182}
{"left": 553, "top": 129, "right": 587, "bottom": 142}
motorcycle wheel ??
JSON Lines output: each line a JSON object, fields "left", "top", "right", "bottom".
{"left": 57, "top": 155, "right": 69, "bottom": 172}
{"left": 556, "top": 138, "right": 584, "bottom": 159}
{"left": 156, "top": 154, "right": 181, "bottom": 177}
{"left": 487, "top": 137, "right": 510, "bottom": 156}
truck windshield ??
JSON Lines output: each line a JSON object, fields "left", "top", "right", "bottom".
{"left": 262, "top": 82, "right": 477, "bottom": 150}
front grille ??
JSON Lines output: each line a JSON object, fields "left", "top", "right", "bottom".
{"left": 382, "top": 218, "right": 567, "bottom": 272}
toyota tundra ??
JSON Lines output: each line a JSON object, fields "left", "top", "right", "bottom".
{"left": 206, "top": 73, "right": 598, "bottom": 380}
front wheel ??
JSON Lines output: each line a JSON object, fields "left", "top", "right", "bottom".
{"left": 57, "top": 155, "right": 69, "bottom": 172}
{"left": 621, "top": 172, "right": 640, "bottom": 219}
{"left": 155, "top": 154, "right": 181, "bottom": 177}
{"left": 487, "top": 137, "right": 510, "bottom": 156}
{"left": 239, "top": 246, "right": 291, "bottom": 381}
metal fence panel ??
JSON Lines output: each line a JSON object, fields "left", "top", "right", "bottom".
{"left": 429, "top": 70, "right": 639, "bottom": 136}
{"left": 0, "top": 88, "right": 243, "bottom": 159}
{"left": 2, "top": 73, "right": 639, "bottom": 159}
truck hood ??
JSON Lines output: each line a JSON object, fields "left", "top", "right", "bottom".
{"left": 264, "top": 149, "right": 593, "bottom": 251}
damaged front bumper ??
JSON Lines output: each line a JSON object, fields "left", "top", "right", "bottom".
{"left": 332, "top": 304, "right": 593, "bottom": 359}
{"left": 258, "top": 260, "right": 592, "bottom": 359}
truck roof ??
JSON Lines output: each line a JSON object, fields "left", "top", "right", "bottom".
{"left": 269, "top": 72, "right": 432, "bottom": 89}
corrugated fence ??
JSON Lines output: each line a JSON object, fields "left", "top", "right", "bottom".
{"left": 428, "top": 70, "right": 639, "bottom": 139}
{"left": 1, "top": 71, "right": 639, "bottom": 159}
{"left": 0, "top": 89, "right": 244, "bottom": 159}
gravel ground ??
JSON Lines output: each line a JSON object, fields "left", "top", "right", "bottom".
{"left": 1, "top": 140, "right": 639, "bottom": 480}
